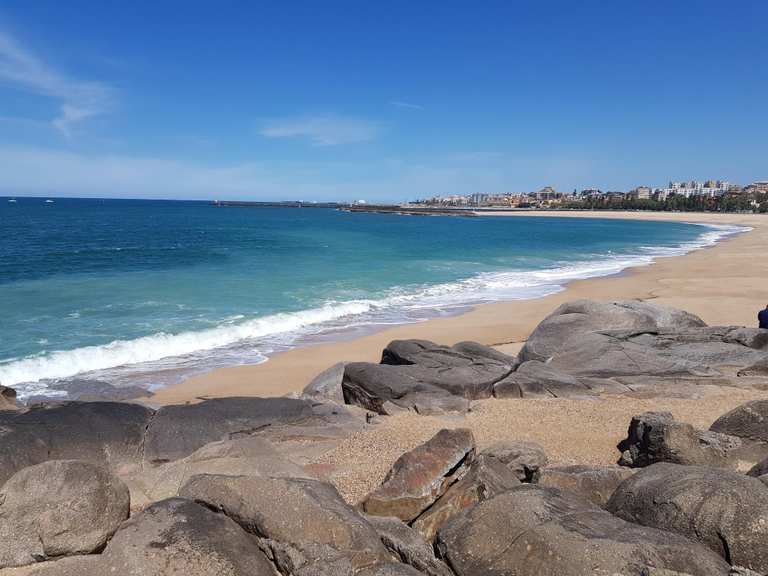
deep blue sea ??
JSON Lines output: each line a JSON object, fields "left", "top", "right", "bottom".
{"left": 0, "top": 197, "right": 744, "bottom": 398}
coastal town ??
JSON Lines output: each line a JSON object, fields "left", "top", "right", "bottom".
{"left": 411, "top": 179, "right": 768, "bottom": 212}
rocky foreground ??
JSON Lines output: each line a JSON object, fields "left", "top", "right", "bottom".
{"left": 1, "top": 299, "right": 768, "bottom": 575}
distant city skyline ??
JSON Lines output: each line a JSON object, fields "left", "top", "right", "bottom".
{"left": 1, "top": 1, "right": 767, "bottom": 201}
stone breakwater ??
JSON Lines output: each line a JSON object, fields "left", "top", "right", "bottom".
{"left": 0, "top": 299, "right": 768, "bottom": 575}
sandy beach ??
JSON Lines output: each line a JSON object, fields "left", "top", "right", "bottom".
{"left": 153, "top": 211, "right": 768, "bottom": 404}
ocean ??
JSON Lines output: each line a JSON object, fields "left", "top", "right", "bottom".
{"left": 0, "top": 198, "right": 745, "bottom": 399}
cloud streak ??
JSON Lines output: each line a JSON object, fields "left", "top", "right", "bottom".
{"left": 390, "top": 100, "right": 423, "bottom": 110}
{"left": 0, "top": 31, "right": 113, "bottom": 138}
{"left": 260, "top": 115, "right": 381, "bottom": 146}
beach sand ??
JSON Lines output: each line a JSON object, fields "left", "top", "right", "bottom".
{"left": 148, "top": 211, "right": 768, "bottom": 501}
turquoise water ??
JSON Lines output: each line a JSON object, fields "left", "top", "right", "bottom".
{"left": 0, "top": 198, "right": 743, "bottom": 397}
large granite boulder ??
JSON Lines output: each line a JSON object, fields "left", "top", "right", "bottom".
{"left": 0, "top": 401, "right": 154, "bottom": 485}
{"left": 411, "top": 453, "right": 520, "bottom": 541}
{"left": 607, "top": 463, "right": 768, "bottom": 572}
{"left": 519, "top": 299, "right": 706, "bottom": 362}
{"left": 180, "top": 474, "right": 389, "bottom": 575}
{"left": 364, "top": 515, "right": 454, "bottom": 576}
{"left": 539, "top": 464, "right": 635, "bottom": 506}
{"left": 125, "top": 435, "right": 313, "bottom": 508}
{"left": 101, "top": 497, "right": 275, "bottom": 575}
{"left": 301, "top": 362, "right": 347, "bottom": 403}
{"left": 547, "top": 332, "right": 721, "bottom": 379}
{"left": 492, "top": 360, "right": 593, "bottom": 398}
{"left": 0, "top": 460, "right": 129, "bottom": 568}
{"left": 143, "top": 396, "right": 315, "bottom": 463}
{"left": 342, "top": 340, "right": 516, "bottom": 414}
{"left": 738, "top": 356, "right": 768, "bottom": 376}
{"left": 478, "top": 440, "right": 548, "bottom": 482}
{"left": 342, "top": 363, "right": 471, "bottom": 415}
{"left": 710, "top": 399, "right": 768, "bottom": 443}
{"left": 617, "top": 411, "right": 741, "bottom": 468}
{"left": 435, "top": 485, "right": 730, "bottom": 576}
{"left": 362, "top": 428, "right": 475, "bottom": 522}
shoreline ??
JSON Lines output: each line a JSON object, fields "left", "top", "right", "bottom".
{"left": 150, "top": 210, "right": 767, "bottom": 406}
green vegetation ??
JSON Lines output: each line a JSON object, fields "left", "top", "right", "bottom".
{"left": 563, "top": 192, "right": 768, "bottom": 213}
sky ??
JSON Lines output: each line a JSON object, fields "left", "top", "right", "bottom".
{"left": 0, "top": 1, "right": 767, "bottom": 202}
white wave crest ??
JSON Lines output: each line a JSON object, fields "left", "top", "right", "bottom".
{"left": 0, "top": 301, "right": 372, "bottom": 388}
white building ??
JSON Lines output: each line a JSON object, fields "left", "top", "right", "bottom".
{"left": 663, "top": 180, "right": 730, "bottom": 198}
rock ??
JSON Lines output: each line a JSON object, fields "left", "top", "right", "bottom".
{"left": 379, "top": 339, "right": 516, "bottom": 399}
{"left": 547, "top": 332, "right": 721, "bottom": 379}
{"left": 411, "top": 453, "right": 520, "bottom": 541}
{"left": 342, "top": 363, "right": 471, "bottom": 415}
{"left": 479, "top": 440, "right": 548, "bottom": 482}
{"left": 302, "top": 362, "right": 347, "bottom": 403}
{"left": 0, "top": 385, "right": 17, "bottom": 410}
{"left": 710, "top": 399, "right": 768, "bottom": 442}
{"left": 747, "top": 455, "right": 768, "bottom": 477}
{"left": 519, "top": 299, "right": 705, "bottom": 362}
{"left": 181, "top": 474, "right": 388, "bottom": 574}
{"left": 364, "top": 515, "right": 454, "bottom": 576}
{"left": 607, "top": 462, "right": 768, "bottom": 572}
{"left": 125, "top": 435, "right": 313, "bottom": 507}
{"left": 617, "top": 411, "right": 741, "bottom": 468}
{"left": 452, "top": 341, "right": 520, "bottom": 367}
{"left": 435, "top": 485, "right": 730, "bottom": 576}
{"left": 0, "top": 460, "right": 129, "bottom": 568}
{"left": 22, "top": 556, "right": 106, "bottom": 576}
{"left": 143, "top": 396, "right": 315, "bottom": 463}
{"left": 100, "top": 497, "right": 275, "bottom": 575}
{"left": 737, "top": 357, "right": 768, "bottom": 376}
{"left": 538, "top": 464, "right": 635, "bottom": 506}
{"left": 492, "top": 360, "right": 593, "bottom": 398}
{"left": 26, "top": 379, "right": 152, "bottom": 403}
{"left": 0, "top": 402, "right": 154, "bottom": 485}
{"left": 362, "top": 428, "right": 475, "bottom": 522}
{"left": 357, "top": 565, "right": 425, "bottom": 576}
{"left": 725, "top": 327, "right": 768, "bottom": 350}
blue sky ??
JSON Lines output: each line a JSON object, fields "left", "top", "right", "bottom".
{"left": 0, "top": 1, "right": 766, "bottom": 201}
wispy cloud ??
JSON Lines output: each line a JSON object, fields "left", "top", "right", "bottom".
{"left": 260, "top": 115, "right": 381, "bottom": 146}
{"left": 0, "top": 31, "right": 113, "bottom": 138}
{"left": 390, "top": 100, "right": 423, "bottom": 110}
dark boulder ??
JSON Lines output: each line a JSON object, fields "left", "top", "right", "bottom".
{"left": 181, "top": 474, "right": 389, "bottom": 575}
{"left": 101, "top": 497, "right": 275, "bottom": 575}
{"left": 378, "top": 339, "right": 516, "bottom": 399}
{"left": 519, "top": 299, "right": 705, "bottom": 363}
{"left": 411, "top": 453, "right": 520, "bottom": 541}
{"left": 342, "top": 363, "right": 470, "bottom": 415}
{"left": 539, "top": 464, "right": 635, "bottom": 506}
{"left": 493, "top": 360, "right": 593, "bottom": 398}
{"left": 435, "top": 485, "right": 729, "bottom": 576}
{"left": 607, "top": 463, "right": 768, "bottom": 572}
{"left": 364, "top": 514, "right": 454, "bottom": 576}
{"left": 362, "top": 428, "right": 475, "bottom": 522}
{"left": 738, "top": 357, "right": 768, "bottom": 376}
{"left": 0, "top": 401, "right": 154, "bottom": 485}
{"left": 710, "top": 399, "right": 768, "bottom": 443}
{"left": 0, "top": 460, "right": 129, "bottom": 568}
{"left": 143, "top": 396, "right": 314, "bottom": 463}
{"left": 617, "top": 411, "right": 741, "bottom": 468}
{"left": 479, "top": 440, "right": 548, "bottom": 482}
{"left": 302, "top": 362, "right": 347, "bottom": 404}
{"left": 26, "top": 379, "right": 152, "bottom": 403}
